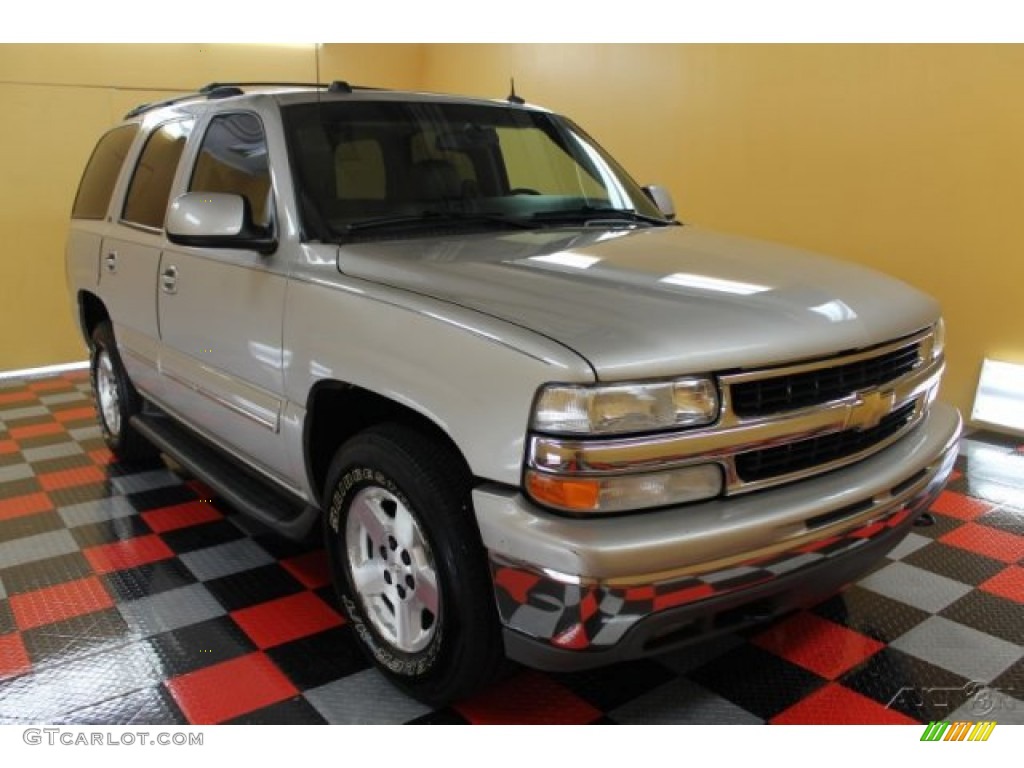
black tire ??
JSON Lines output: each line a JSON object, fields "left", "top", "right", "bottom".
{"left": 323, "top": 423, "right": 504, "bottom": 705}
{"left": 89, "top": 321, "right": 157, "bottom": 462}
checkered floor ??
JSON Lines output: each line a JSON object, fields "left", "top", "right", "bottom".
{"left": 0, "top": 370, "right": 1021, "bottom": 724}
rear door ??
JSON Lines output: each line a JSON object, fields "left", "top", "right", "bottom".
{"left": 99, "top": 118, "right": 194, "bottom": 397}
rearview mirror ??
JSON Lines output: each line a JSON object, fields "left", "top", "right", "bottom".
{"left": 166, "top": 192, "right": 276, "bottom": 255}
{"left": 642, "top": 185, "right": 676, "bottom": 221}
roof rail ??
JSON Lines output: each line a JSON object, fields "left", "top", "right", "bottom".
{"left": 124, "top": 80, "right": 387, "bottom": 120}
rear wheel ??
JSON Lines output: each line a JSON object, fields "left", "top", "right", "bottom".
{"left": 90, "top": 322, "right": 157, "bottom": 462}
{"left": 323, "top": 423, "right": 504, "bottom": 705}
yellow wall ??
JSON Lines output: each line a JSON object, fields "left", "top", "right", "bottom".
{"left": 0, "top": 43, "right": 421, "bottom": 373}
{"left": 2, "top": 43, "right": 1019, "bottom": 421}
{"left": 420, "top": 44, "right": 1024, "bottom": 418}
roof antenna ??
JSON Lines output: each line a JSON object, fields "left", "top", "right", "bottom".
{"left": 507, "top": 77, "right": 525, "bottom": 105}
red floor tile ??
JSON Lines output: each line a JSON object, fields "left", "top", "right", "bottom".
{"left": 455, "top": 670, "right": 602, "bottom": 724}
{"left": 37, "top": 465, "right": 106, "bottom": 492}
{"left": 0, "top": 439, "right": 20, "bottom": 455}
{"left": 979, "top": 565, "right": 1024, "bottom": 604}
{"left": 771, "top": 683, "right": 917, "bottom": 724}
{"left": 27, "top": 379, "right": 75, "bottom": 393}
{"left": 940, "top": 522, "right": 1024, "bottom": 564}
{"left": 142, "top": 501, "right": 222, "bottom": 534}
{"left": 62, "top": 370, "right": 89, "bottom": 382}
{"left": 166, "top": 652, "right": 299, "bottom": 724}
{"left": 83, "top": 534, "right": 175, "bottom": 574}
{"left": 88, "top": 448, "right": 114, "bottom": 466}
{"left": 0, "top": 390, "right": 35, "bottom": 405}
{"left": 10, "top": 576, "right": 114, "bottom": 630}
{"left": 9, "top": 422, "right": 64, "bottom": 440}
{"left": 929, "top": 490, "right": 995, "bottom": 521}
{"left": 230, "top": 591, "right": 343, "bottom": 649}
{"left": 0, "top": 633, "right": 31, "bottom": 681}
{"left": 0, "top": 491, "right": 53, "bottom": 522}
{"left": 184, "top": 479, "right": 217, "bottom": 501}
{"left": 53, "top": 406, "right": 97, "bottom": 423}
{"left": 280, "top": 550, "right": 332, "bottom": 590}
{"left": 753, "top": 611, "right": 884, "bottom": 679}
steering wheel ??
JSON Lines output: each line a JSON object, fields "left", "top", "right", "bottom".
{"left": 508, "top": 187, "right": 542, "bottom": 196}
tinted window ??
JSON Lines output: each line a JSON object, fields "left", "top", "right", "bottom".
{"left": 72, "top": 125, "right": 139, "bottom": 220}
{"left": 122, "top": 120, "right": 194, "bottom": 229}
{"left": 189, "top": 113, "right": 272, "bottom": 227}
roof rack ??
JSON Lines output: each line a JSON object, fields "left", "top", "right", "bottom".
{"left": 124, "top": 80, "right": 385, "bottom": 120}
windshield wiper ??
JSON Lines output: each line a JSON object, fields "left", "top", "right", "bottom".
{"left": 530, "top": 206, "right": 675, "bottom": 227}
{"left": 344, "top": 210, "right": 537, "bottom": 234}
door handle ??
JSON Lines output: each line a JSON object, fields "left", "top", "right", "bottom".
{"left": 160, "top": 265, "right": 178, "bottom": 294}
{"left": 104, "top": 252, "right": 117, "bottom": 273}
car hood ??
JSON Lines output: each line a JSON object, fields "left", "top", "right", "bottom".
{"left": 335, "top": 226, "right": 940, "bottom": 380}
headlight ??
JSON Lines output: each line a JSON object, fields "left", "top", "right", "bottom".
{"left": 932, "top": 318, "right": 945, "bottom": 361}
{"left": 531, "top": 377, "right": 719, "bottom": 435}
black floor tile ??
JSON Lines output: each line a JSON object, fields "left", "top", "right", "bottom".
{"left": 688, "top": 644, "right": 827, "bottom": 720}
{"left": 100, "top": 559, "right": 197, "bottom": 602}
{"left": 48, "top": 482, "right": 118, "bottom": 508}
{"left": 554, "top": 658, "right": 675, "bottom": 712}
{"left": 0, "top": 552, "right": 94, "bottom": 596}
{"left": 912, "top": 512, "right": 965, "bottom": 540}
{"left": 54, "top": 685, "right": 186, "bottom": 726}
{"left": 204, "top": 563, "right": 304, "bottom": 613}
{"left": 70, "top": 516, "right": 153, "bottom": 548}
{"left": 0, "top": 599, "right": 14, "bottom": 635}
{"left": 978, "top": 506, "right": 1024, "bottom": 536}
{"left": 991, "top": 657, "right": 1024, "bottom": 702}
{"left": 407, "top": 707, "right": 471, "bottom": 724}
{"left": 159, "top": 519, "right": 245, "bottom": 555}
{"left": 939, "top": 590, "right": 1024, "bottom": 646}
{"left": 22, "top": 608, "right": 134, "bottom": 667}
{"left": 840, "top": 647, "right": 971, "bottom": 722}
{"left": 266, "top": 626, "right": 370, "bottom": 691}
{"left": 0, "top": 511, "right": 67, "bottom": 545}
{"left": 225, "top": 696, "right": 326, "bottom": 725}
{"left": 811, "top": 585, "right": 932, "bottom": 643}
{"left": 126, "top": 485, "right": 198, "bottom": 514}
{"left": 147, "top": 616, "right": 257, "bottom": 678}
{"left": 903, "top": 542, "right": 1007, "bottom": 586}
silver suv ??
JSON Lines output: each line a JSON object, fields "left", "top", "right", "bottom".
{"left": 65, "top": 81, "right": 962, "bottom": 704}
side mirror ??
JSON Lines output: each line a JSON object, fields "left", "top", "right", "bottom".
{"left": 166, "top": 192, "right": 276, "bottom": 255}
{"left": 642, "top": 185, "right": 676, "bottom": 221}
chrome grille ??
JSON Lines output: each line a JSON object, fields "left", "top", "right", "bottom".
{"left": 735, "top": 401, "right": 917, "bottom": 483}
{"left": 730, "top": 341, "right": 922, "bottom": 418}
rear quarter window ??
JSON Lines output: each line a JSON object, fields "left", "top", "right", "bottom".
{"left": 71, "top": 125, "right": 139, "bottom": 220}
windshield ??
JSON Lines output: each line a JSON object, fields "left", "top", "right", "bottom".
{"left": 281, "top": 100, "right": 671, "bottom": 239}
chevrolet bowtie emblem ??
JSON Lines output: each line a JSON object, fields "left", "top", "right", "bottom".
{"left": 848, "top": 390, "right": 896, "bottom": 431}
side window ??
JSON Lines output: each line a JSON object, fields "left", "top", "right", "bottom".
{"left": 122, "top": 120, "right": 194, "bottom": 229}
{"left": 189, "top": 113, "right": 272, "bottom": 228}
{"left": 72, "top": 124, "right": 139, "bottom": 220}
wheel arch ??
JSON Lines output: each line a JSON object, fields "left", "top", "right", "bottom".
{"left": 303, "top": 380, "right": 474, "bottom": 507}
{"left": 78, "top": 290, "right": 110, "bottom": 347}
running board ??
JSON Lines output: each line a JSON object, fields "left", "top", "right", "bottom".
{"left": 130, "top": 413, "right": 320, "bottom": 541}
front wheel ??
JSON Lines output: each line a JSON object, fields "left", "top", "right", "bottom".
{"left": 323, "top": 423, "right": 504, "bottom": 705}
{"left": 90, "top": 322, "right": 157, "bottom": 462}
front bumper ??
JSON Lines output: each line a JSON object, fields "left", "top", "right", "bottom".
{"left": 471, "top": 402, "right": 961, "bottom": 671}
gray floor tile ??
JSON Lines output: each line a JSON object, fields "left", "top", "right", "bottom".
{"left": 948, "top": 688, "right": 1024, "bottom": 725}
{"left": 22, "top": 442, "right": 85, "bottom": 462}
{"left": 38, "top": 392, "right": 89, "bottom": 406}
{"left": 0, "top": 643, "right": 160, "bottom": 721}
{"left": 886, "top": 531, "right": 932, "bottom": 561}
{"left": 0, "top": 529, "right": 78, "bottom": 569}
{"left": 117, "top": 583, "right": 225, "bottom": 638}
{"left": 68, "top": 425, "right": 102, "bottom": 441}
{"left": 306, "top": 669, "right": 431, "bottom": 724}
{"left": 859, "top": 561, "right": 973, "bottom": 613}
{"left": 58, "top": 496, "right": 137, "bottom": 527}
{"left": 0, "top": 464, "right": 34, "bottom": 484}
{"left": 179, "top": 539, "right": 274, "bottom": 582}
{"left": 0, "top": 405, "right": 49, "bottom": 422}
{"left": 611, "top": 677, "right": 764, "bottom": 724}
{"left": 110, "top": 469, "right": 182, "bottom": 495}
{"left": 891, "top": 616, "right": 1023, "bottom": 683}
